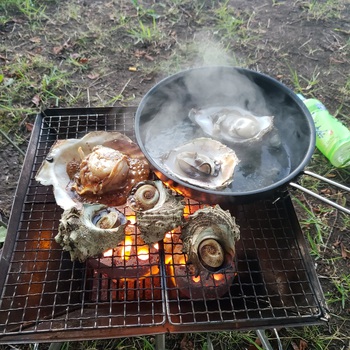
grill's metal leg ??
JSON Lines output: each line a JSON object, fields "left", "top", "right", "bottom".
{"left": 206, "top": 333, "right": 214, "bottom": 350}
{"left": 48, "top": 343, "right": 64, "bottom": 350}
{"left": 256, "top": 329, "right": 283, "bottom": 350}
{"left": 256, "top": 329, "right": 274, "bottom": 350}
{"left": 155, "top": 334, "right": 166, "bottom": 350}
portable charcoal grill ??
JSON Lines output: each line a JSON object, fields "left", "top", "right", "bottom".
{"left": 0, "top": 107, "right": 328, "bottom": 346}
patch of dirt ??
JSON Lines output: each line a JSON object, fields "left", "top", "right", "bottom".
{"left": 0, "top": 0, "right": 349, "bottom": 349}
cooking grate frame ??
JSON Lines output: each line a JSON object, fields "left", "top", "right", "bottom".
{"left": 0, "top": 107, "right": 328, "bottom": 343}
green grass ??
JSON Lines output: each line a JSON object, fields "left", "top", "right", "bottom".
{"left": 0, "top": 0, "right": 47, "bottom": 23}
{"left": 127, "top": 18, "right": 164, "bottom": 45}
{"left": 0, "top": 54, "right": 74, "bottom": 117}
{"left": 328, "top": 274, "right": 350, "bottom": 309}
{"left": 297, "top": 0, "right": 345, "bottom": 21}
{"left": 286, "top": 64, "right": 321, "bottom": 95}
{"left": 213, "top": 0, "right": 253, "bottom": 44}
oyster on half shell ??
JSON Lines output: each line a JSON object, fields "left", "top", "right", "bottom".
{"left": 128, "top": 180, "right": 185, "bottom": 244}
{"left": 189, "top": 106, "right": 274, "bottom": 144}
{"left": 35, "top": 131, "right": 150, "bottom": 210}
{"left": 181, "top": 205, "right": 240, "bottom": 276}
{"left": 161, "top": 137, "right": 239, "bottom": 190}
{"left": 55, "top": 204, "right": 128, "bottom": 262}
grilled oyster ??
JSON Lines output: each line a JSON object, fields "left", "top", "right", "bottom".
{"left": 128, "top": 180, "right": 185, "bottom": 244}
{"left": 188, "top": 106, "right": 274, "bottom": 144}
{"left": 35, "top": 131, "right": 150, "bottom": 210}
{"left": 55, "top": 204, "right": 128, "bottom": 262}
{"left": 181, "top": 205, "right": 240, "bottom": 276}
{"left": 161, "top": 137, "right": 239, "bottom": 190}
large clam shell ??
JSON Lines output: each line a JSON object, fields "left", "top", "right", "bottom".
{"left": 55, "top": 204, "right": 128, "bottom": 262}
{"left": 181, "top": 205, "right": 240, "bottom": 276}
{"left": 35, "top": 131, "right": 150, "bottom": 210}
{"left": 128, "top": 180, "right": 185, "bottom": 244}
{"left": 161, "top": 137, "right": 239, "bottom": 190}
{"left": 189, "top": 106, "right": 274, "bottom": 144}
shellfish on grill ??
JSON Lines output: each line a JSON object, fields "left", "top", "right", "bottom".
{"left": 188, "top": 106, "right": 274, "bottom": 144}
{"left": 161, "top": 137, "right": 239, "bottom": 190}
{"left": 181, "top": 205, "right": 240, "bottom": 276}
{"left": 55, "top": 203, "right": 128, "bottom": 262}
{"left": 128, "top": 180, "right": 185, "bottom": 244}
{"left": 35, "top": 131, "right": 150, "bottom": 210}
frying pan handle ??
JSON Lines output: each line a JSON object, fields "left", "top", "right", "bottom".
{"left": 289, "top": 170, "right": 350, "bottom": 215}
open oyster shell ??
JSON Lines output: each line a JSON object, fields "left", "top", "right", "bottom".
{"left": 161, "top": 137, "right": 239, "bottom": 190}
{"left": 55, "top": 204, "right": 128, "bottom": 262}
{"left": 35, "top": 131, "right": 150, "bottom": 210}
{"left": 128, "top": 180, "right": 185, "bottom": 244}
{"left": 181, "top": 205, "right": 240, "bottom": 276}
{"left": 189, "top": 106, "right": 274, "bottom": 144}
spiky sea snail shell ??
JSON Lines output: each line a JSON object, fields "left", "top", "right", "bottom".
{"left": 55, "top": 204, "right": 128, "bottom": 262}
{"left": 181, "top": 204, "right": 240, "bottom": 276}
{"left": 127, "top": 181, "right": 185, "bottom": 244}
{"left": 128, "top": 182, "right": 160, "bottom": 211}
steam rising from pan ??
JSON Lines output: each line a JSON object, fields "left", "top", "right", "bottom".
{"left": 135, "top": 66, "right": 315, "bottom": 202}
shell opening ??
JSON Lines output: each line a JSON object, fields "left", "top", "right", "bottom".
{"left": 198, "top": 238, "right": 225, "bottom": 270}
{"left": 176, "top": 151, "right": 220, "bottom": 178}
{"left": 92, "top": 208, "right": 126, "bottom": 229}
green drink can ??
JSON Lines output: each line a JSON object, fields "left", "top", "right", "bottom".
{"left": 299, "top": 96, "right": 350, "bottom": 168}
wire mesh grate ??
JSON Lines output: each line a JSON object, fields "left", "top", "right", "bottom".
{"left": 0, "top": 108, "right": 327, "bottom": 343}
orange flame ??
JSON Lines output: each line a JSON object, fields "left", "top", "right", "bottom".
{"left": 192, "top": 275, "right": 201, "bottom": 283}
{"left": 121, "top": 236, "right": 133, "bottom": 261}
{"left": 126, "top": 214, "right": 136, "bottom": 224}
{"left": 137, "top": 247, "right": 149, "bottom": 261}
{"left": 213, "top": 273, "right": 224, "bottom": 281}
{"left": 103, "top": 249, "right": 113, "bottom": 257}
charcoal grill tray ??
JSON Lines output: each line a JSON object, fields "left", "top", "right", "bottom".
{"left": 0, "top": 107, "right": 328, "bottom": 344}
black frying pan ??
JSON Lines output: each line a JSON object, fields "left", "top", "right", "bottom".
{"left": 135, "top": 66, "right": 350, "bottom": 213}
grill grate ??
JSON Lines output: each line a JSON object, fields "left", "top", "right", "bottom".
{"left": 0, "top": 108, "right": 327, "bottom": 343}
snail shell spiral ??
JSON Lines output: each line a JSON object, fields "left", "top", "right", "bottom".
{"left": 198, "top": 238, "right": 224, "bottom": 268}
{"left": 131, "top": 183, "right": 160, "bottom": 211}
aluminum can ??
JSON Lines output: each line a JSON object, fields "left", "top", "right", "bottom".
{"left": 299, "top": 95, "right": 350, "bottom": 168}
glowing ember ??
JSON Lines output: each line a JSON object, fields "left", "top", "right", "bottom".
{"left": 192, "top": 275, "right": 200, "bottom": 283}
{"left": 120, "top": 236, "right": 133, "bottom": 261}
{"left": 103, "top": 249, "right": 113, "bottom": 257}
{"left": 213, "top": 273, "right": 225, "bottom": 281}
{"left": 137, "top": 247, "right": 149, "bottom": 261}
{"left": 126, "top": 214, "right": 136, "bottom": 224}
{"left": 87, "top": 220, "right": 160, "bottom": 280}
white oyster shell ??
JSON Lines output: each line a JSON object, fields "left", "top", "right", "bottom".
{"left": 161, "top": 137, "right": 239, "bottom": 190}
{"left": 189, "top": 106, "right": 274, "bottom": 144}
{"left": 181, "top": 205, "right": 240, "bottom": 276}
{"left": 128, "top": 181, "right": 185, "bottom": 244}
{"left": 55, "top": 204, "right": 128, "bottom": 262}
{"left": 35, "top": 131, "right": 150, "bottom": 210}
